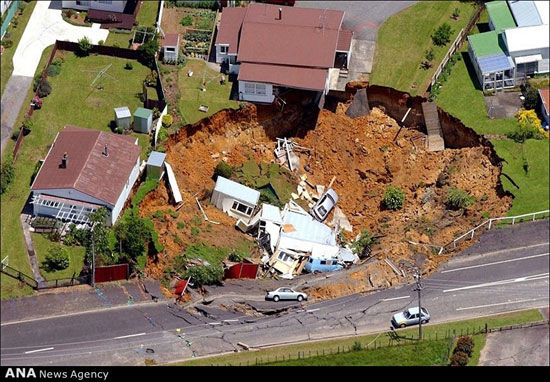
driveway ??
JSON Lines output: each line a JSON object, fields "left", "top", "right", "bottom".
{"left": 1, "top": 0, "right": 109, "bottom": 156}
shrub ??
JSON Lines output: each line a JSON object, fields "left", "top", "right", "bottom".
{"left": 22, "top": 117, "right": 33, "bottom": 134}
{"left": 228, "top": 252, "right": 244, "bottom": 262}
{"left": 162, "top": 114, "right": 173, "bottom": 127}
{"left": 1, "top": 39, "right": 13, "bottom": 48}
{"left": 180, "top": 15, "right": 193, "bottom": 26}
{"left": 449, "top": 351, "right": 469, "bottom": 366}
{"left": 137, "top": 38, "right": 159, "bottom": 69}
{"left": 214, "top": 160, "right": 232, "bottom": 180}
{"left": 425, "top": 48, "right": 434, "bottom": 62}
{"left": 157, "top": 127, "right": 168, "bottom": 142}
{"left": 383, "top": 185, "right": 405, "bottom": 210}
{"left": 432, "top": 23, "right": 452, "bottom": 46}
{"left": 152, "top": 107, "right": 160, "bottom": 119}
{"left": 454, "top": 336, "right": 475, "bottom": 357}
{"left": 76, "top": 36, "right": 92, "bottom": 57}
{"left": 183, "top": 264, "right": 223, "bottom": 286}
{"left": 47, "top": 64, "right": 60, "bottom": 77}
{"left": 125, "top": 62, "right": 133, "bottom": 70}
{"left": 452, "top": 8, "right": 460, "bottom": 19}
{"left": 98, "top": 40, "right": 104, "bottom": 46}
{"left": 177, "top": 222, "right": 185, "bottom": 229}
{"left": 144, "top": 70, "right": 158, "bottom": 86}
{"left": 44, "top": 245, "right": 70, "bottom": 271}
{"left": 508, "top": 109, "right": 543, "bottom": 142}
{"left": 37, "top": 80, "right": 52, "bottom": 98}
{"left": 0, "top": 155, "right": 15, "bottom": 195}
{"left": 352, "top": 341, "right": 363, "bottom": 352}
{"left": 11, "top": 128, "right": 21, "bottom": 141}
{"left": 446, "top": 187, "right": 474, "bottom": 210}
{"left": 351, "top": 229, "right": 372, "bottom": 256}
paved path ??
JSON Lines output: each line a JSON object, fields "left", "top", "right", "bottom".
{"left": 1, "top": 1, "right": 108, "bottom": 156}
{"left": 19, "top": 214, "right": 45, "bottom": 289}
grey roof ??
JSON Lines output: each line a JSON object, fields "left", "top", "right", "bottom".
{"left": 508, "top": 0, "right": 542, "bottom": 27}
{"left": 214, "top": 176, "right": 260, "bottom": 206}
{"left": 478, "top": 53, "right": 515, "bottom": 74}
{"left": 260, "top": 203, "right": 282, "bottom": 224}
{"left": 281, "top": 210, "right": 336, "bottom": 246}
{"left": 114, "top": 106, "right": 131, "bottom": 119}
{"left": 147, "top": 151, "right": 166, "bottom": 167}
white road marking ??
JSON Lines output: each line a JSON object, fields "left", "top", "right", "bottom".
{"left": 114, "top": 333, "right": 146, "bottom": 340}
{"left": 306, "top": 308, "right": 320, "bottom": 313}
{"left": 208, "top": 322, "right": 221, "bottom": 325}
{"left": 456, "top": 298, "right": 548, "bottom": 311}
{"left": 222, "top": 319, "right": 239, "bottom": 322}
{"left": 380, "top": 295, "right": 410, "bottom": 302}
{"left": 441, "top": 253, "right": 549, "bottom": 273}
{"left": 443, "top": 273, "right": 549, "bottom": 293}
{"left": 24, "top": 347, "right": 54, "bottom": 354}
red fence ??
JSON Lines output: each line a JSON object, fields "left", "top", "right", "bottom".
{"left": 94, "top": 264, "right": 129, "bottom": 283}
{"left": 224, "top": 262, "right": 259, "bottom": 280}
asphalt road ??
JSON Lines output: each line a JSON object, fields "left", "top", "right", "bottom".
{"left": 1, "top": 239, "right": 548, "bottom": 366}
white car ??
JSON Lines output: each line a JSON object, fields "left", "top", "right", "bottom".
{"left": 310, "top": 188, "right": 338, "bottom": 222}
{"left": 391, "top": 307, "right": 430, "bottom": 328}
{"left": 265, "top": 287, "right": 308, "bottom": 302}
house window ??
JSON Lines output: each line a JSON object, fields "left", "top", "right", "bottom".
{"left": 255, "top": 83, "right": 266, "bottom": 95}
{"left": 77, "top": 1, "right": 91, "bottom": 5}
{"left": 277, "top": 252, "right": 294, "bottom": 264}
{"left": 244, "top": 83, "right": 256, "bottom": 95}
{"left": 166, "top": 47, "right": 175, "bottom": 52}
{"left": 320, "top": 260, "right": 327, "bottom": 265}
{"left": 220, "top": 45, "right": 228, "bottom": 54}
{"left": 231, "top": 201, "right": 253, "bottom": 216}
{"left": 244, "top": 82, "right": 268, "bottom": 96}
{"left": 98, "top": 0, "right": 112, "bottom": 4}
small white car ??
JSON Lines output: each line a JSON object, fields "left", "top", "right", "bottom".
{"left": 391, "top": 307, "right": 430, "bottom": 328}
{"left": 265, "top": 287, "right": 308, "bottom": 302}
{"left": 310, "top": 188, "right": 338, "bottom": 222}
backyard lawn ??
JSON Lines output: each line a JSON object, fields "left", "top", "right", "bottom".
{"left": 0, "top": 48, "right": 155, "bottom": 299}
{"left": 176, "top": 59, "right": 239, "bottom": 124}
{"left": 370, "top": 1, "right": 478, "bottom": 95}
{"left": 33, "top": 233, "right": 86, "bottom": 280}
{"left": 0, "top": 1, "right": 37, "bottom": 96}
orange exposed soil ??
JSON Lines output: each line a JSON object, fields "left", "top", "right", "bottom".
{"left": 139, "top": 98, "right": 512, "bottom": 298}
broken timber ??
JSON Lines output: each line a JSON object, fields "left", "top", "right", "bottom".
{"left": 195, "top": 197, "right": 220, "bottom": 225}
{"left": 421, "top": 102, "right": 445, "bottom": 152}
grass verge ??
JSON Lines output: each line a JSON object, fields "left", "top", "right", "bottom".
{"left": 174, "top": 308, "right": 544, "bottom": 366}
{"left": 370, "top": 1, "right": 477, "bottom": 95}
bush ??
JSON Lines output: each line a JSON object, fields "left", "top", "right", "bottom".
{"left": 125, "top": 62, "right": 133, "bottom": 70}
{"left": 152, "top": 107, "right": 160, "bottom": 119}
{"left": 137, "top": 38, "right": 160, "bottom": 69}
{"left": 214, "top": 160, "right": 233, "bottom": 180}
{"left": 432, "top": 23, "right": 452, "bottom": 46}
{"left": 449, "top": 351, "right": 469, "bottom": 366}
{"left": 11, "top": 128, "right": 21, "bottom": 141}
{"left": 508, "top": 109, "right": 544, "bottom": 142}
{"left": 44, "top": 245, "right": 70, "bottom": 271}
{"left": 351, "top": 229, "right": 373, "bottom": 256}
{"left": 446, "top": 187, "right": 474, "bottom": 210}
{"left": 180, "top": 15, "right": 193, "bottom": 26}
{"left": 98, "top": 40, "right": 104, "bottom": 46}
{"left": 352, "top": 341, "right": 363, "bottom": 352}
{"left": 454, "top": 336, "right": 475, "bottom": 357}
{"left": 183, "top": 264, "right": 223, "bottom": 286}
{"left": 522, "top": 85, "right": 539, "bottom": 110}
{"left": 144, "top": 70, "right": 158, "bottom": 86}
{"left": 22, "top": 117, "right": 33, "bottom": 134}
{"left": 162, "top": 114, "right": 173, "bottom": 127}
{"left": 1, "top": 155, "right": 15, "bottom": 195}
{"left": 37, "top": 79, "right": 52, "bottom": 98}
{"left": 1, "top": 39, "right": 13, "bottom": 48}
{"left": 76, "top": 36, "right": 92, "bottom": 57}
{"left": 47, "top": 64, "right": 61, "bottom": 77}
{"left": 383, "top": 185, "right": 405, "bottom": 210}
{"left": 452, "top": 8, "right": 460, "bottom": 19}
{"left": 157, "top": 127, "right": 168, "bottom": 142}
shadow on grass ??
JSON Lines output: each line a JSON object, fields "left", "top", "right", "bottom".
{"left": 461, "top": 51, "right": 483, "bottom": 91}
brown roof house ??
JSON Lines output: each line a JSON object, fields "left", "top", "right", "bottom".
{"left": 539, "top": 87, "right": 549, "bottom": 126}
{"left": 30, "top": 126, "right": 142, "bottom": 226}
{"left": 214, "top": 3, "right": 353, "bottom": 105}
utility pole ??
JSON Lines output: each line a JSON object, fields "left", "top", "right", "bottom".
{"left": 414, "top": 271, "right": 423, "bottom": 341}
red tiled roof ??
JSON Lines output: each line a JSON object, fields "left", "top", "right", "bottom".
{"left": 540, "top": 88, "right": 549, "bottom": 114}
{"left": 162, "top": 33, "right": 179, "bottom": 47}
{"left": 215, "top": 7, "right": 247, "bottom": 54}
{"left": 336, "top": 28, "right": 353, "bottom": 52}
{"left": 238, "top": 62, "right": 327, "bottom": 91}
{"left": 236, "top": 3, "right": 343, "bottom": 68}
{"left": 31, "top": 126, "right": 141, "bottom": 206}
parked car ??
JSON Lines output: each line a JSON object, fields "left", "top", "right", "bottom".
{"left": 391, "top": 307, "right": 430, "bottom": 328}
{"left": 310, "top": 188, "right": 338, "bottom": 222}
{"left": 265, "top": 287, "right": 308, "bottom": 302}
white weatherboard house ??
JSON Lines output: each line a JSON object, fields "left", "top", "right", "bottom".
{"left": 211, "top": 176, "right": 260, "bottom": 222}
{"left": 30, "top": 125, "right": 141, "bottom": 226}
{"left": 61, "top": 0, "right": 127, "bottom": 13}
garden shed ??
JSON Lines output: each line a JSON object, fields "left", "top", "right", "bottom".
{"left": 133, "top": 107, "right": 153, "bottom": 134}
{"left": 114, "top": 106, "right": 131, "bottom": 129}
{"left": 146, "top": 151, "right": 166, "bottom": 180}
{"left": 162, "top": 33, "right": 180, "bottom": 63}
{"left": 211, "top": 176, "right": 260, "bottom": 222}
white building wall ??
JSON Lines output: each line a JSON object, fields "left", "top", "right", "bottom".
{"left": 1, "top": 0, "right": 12, "bottom": 15}
{"left": 62, "top": 1, "right": 127, "bottom": 13}
{"left": 238, "top": 81, "right": 274, "bottom": 103}
{"left": 110, "top": 156, "right": 141, "bottom": 225}
{"left": 211, "top": 190, "right": 256, "bottom": 221}
{"left": 215, "top": 44, "right": 229, "bottom": 64}
{"left": 32, "top": 188, "right": 110, "bottom": 207}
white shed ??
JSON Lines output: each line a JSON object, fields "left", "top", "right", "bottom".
{"left": 211, "top": 176, "right": 260, "bottom": 221}
{"left": 114, "top": 106, "right": 131, "bottom": 130}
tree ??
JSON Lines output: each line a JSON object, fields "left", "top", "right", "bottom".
{"left": 137, "top": 38, "right": 160, "bottom": 69}
{"left": 85, "top": 207, "right": 111, "bottom": 264}
{"left": 36, "top": 80, "right": 52, "bottom": 98}
{"left": 113, "top": 210, "right": 152, "bottom": 262}
{"left": 508, "top": 109, "right": 543, "bottom": 142}
{"left": 383, "top": 185, "right": 405, "bottom": 210}
{"left": 351, "top": 230, "right": 373, "bottom": 256}
{"left": 44, "top": 245, "right": 70, "bottom": 271}
{"left": 0, "top": 155, "right": 15, "bottom": 195}
{"left": 522, "top": 84, "right": 540, "bottom": 110}
{"left": 432, "top": 23, "right": 452, "bottom": 46}
{"left": 76, "top": 36, "right": 92, "bottom": 57}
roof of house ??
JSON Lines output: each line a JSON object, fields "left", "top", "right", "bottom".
{"left": 31, "top": 126, "right": 141, "bottom": 206}
{"left": 540, "top": 87, "right": 549, "bottom": 114}
{"left": 238, "top": 62, "right": 328, "bottom": 91}
{"left": 508, "top": 0, "right": 542, "bottom": 27}
{"left": 477, "top": 53, "right": 515, "bottom": 74}
{"left": 280, "top": 208, "right": 336, "bottom": 246}
{"left": 215, "top": 7, "right": 247, "bottom": 54}
{"left": 214, "top": 176, "right": 260, "bottom": 206}
{"left": 235, "top": 3, "right": 344, "bottom": 68}
{"left": 147, "top": 151, "right": 166, "bottom": 167}
{"left": 504, "top": 23, "right": 549, "bottom": 52}
{"left": 260, "top": 203, "right": 282, "bottom": 224}
{"left": 114, "top": 106, "right": 131, "bottom": 119}
{"left": 134, "top": 107, "right": 152, "bottom": 119}
{"left": 468, "top": 30, "right": 508, "bottom": 58}
{"left": 486, "top": 1, "right": 516, "bottom": 32}
{"left": 336, "top": 28, "right": 353, "bottom": 52}
{"left": 534, "top": 1, "right": 549, "bottom": 25}
{"left": 162, "top": 33, "right": 179, "bottom": 47}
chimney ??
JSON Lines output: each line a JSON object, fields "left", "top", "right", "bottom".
{"left": 277, "top": 7, "right": 282, "bottom": 20}
{"left": 61, "top": 152, "right": 68, "bottom": 168}
{"left": 103, "top": 144, "right": 109, "bottom": 157}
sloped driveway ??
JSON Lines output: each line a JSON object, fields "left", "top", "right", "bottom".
{"left": 1, "top": 0, "right": 109, "bottom": 155}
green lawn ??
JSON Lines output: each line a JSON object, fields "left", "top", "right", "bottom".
{"left": 177, "top": 58, "right": 239, "bottom": 124}
{"left": 1, "top": 48, "right": 154, "bottom": 299}
{"left": 490, "top": 139, "right": 550, "bottom": 216}
{"left": 137, "top": 0, "right": 159, "bottom": 29}
{"left": 370, "top": 1, "right": 478, "bottom": 95}
{"left": 104, "top": 30, "right": 134, "bottom": 48}
{"left": 33, "top": 234, "right": 85, "bottom": 280}
{"left": 0, "top": 1, "right": 37, "bottom": 96}
{"left": 176, "top": 309, "right": 543, "bottom": 366}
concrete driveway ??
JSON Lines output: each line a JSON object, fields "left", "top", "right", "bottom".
{"left": 1, "top": 1, "right": 109, "bottom": 155}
